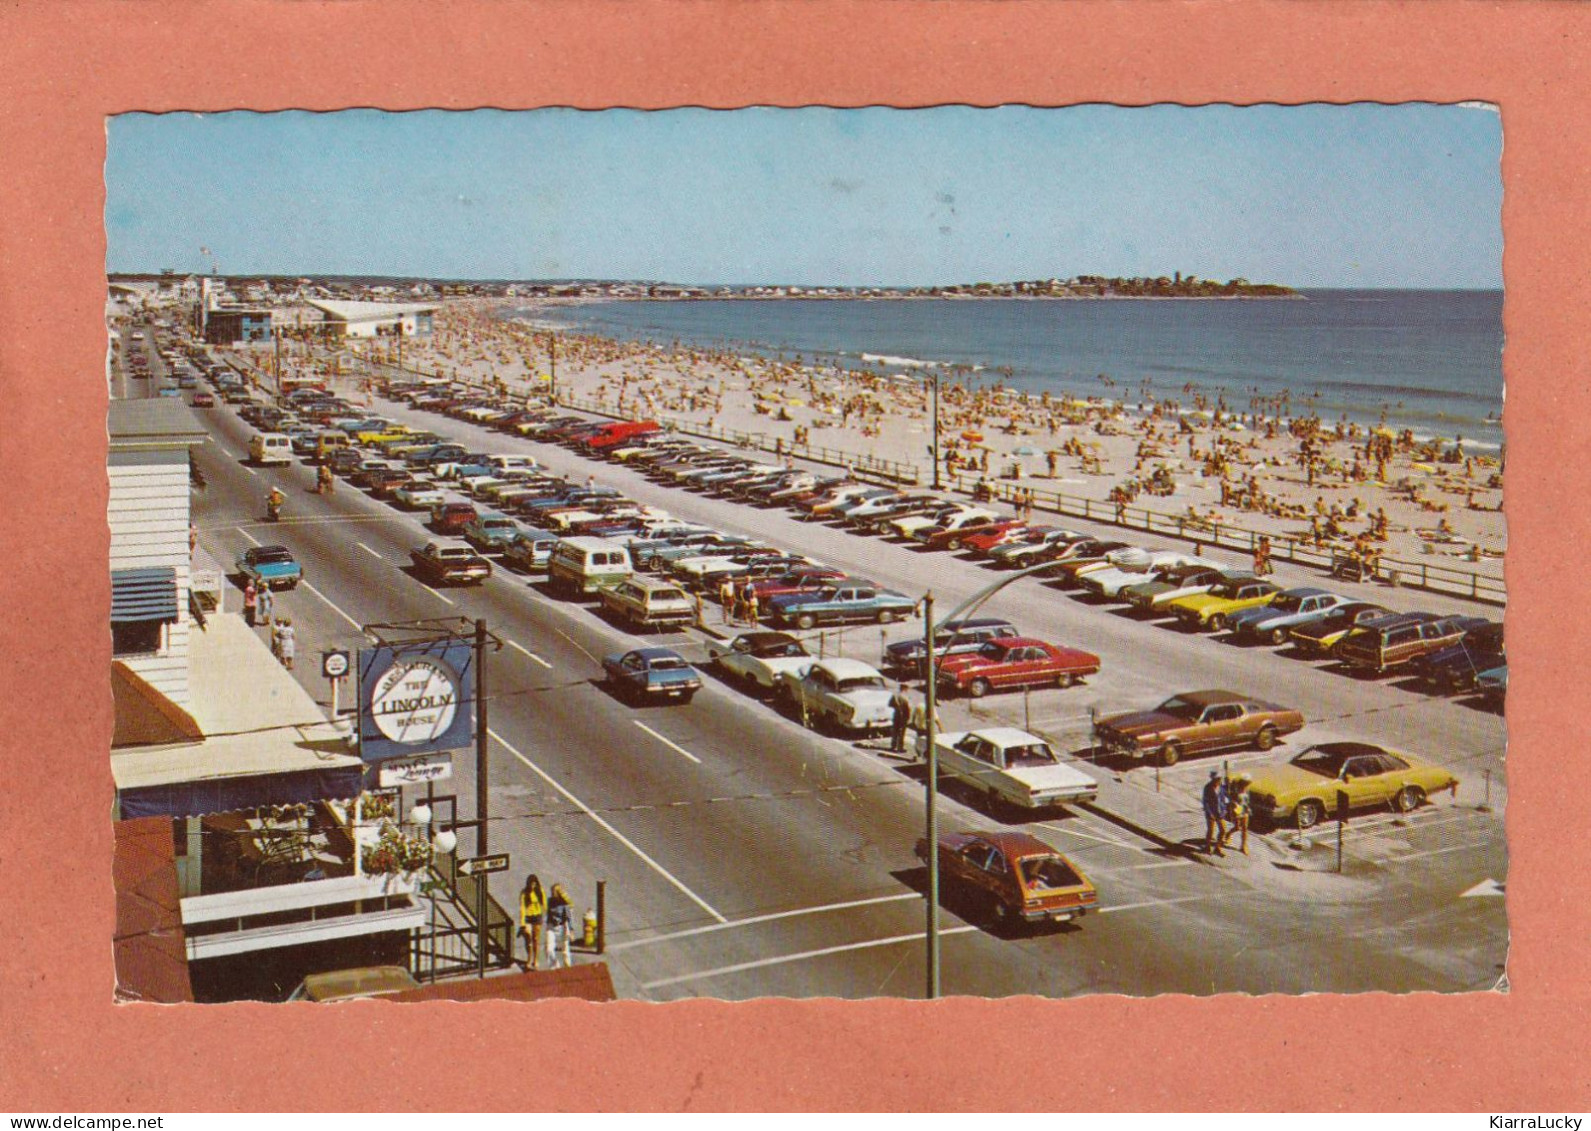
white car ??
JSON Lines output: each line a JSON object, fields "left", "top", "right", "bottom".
{"left": 393, "top": 480, "right": 447, "bottom": 511}
{"left": 917, "top": 727, "right": 1100, "bottom": 813}
{"left": 705, "top": 631, "right": 815, "bottom": 695}
{"left": 1077, "top": 550, "right": 1203, "bottom": 600}
{"left": 460, "top": 474, "right": 506, "bottom": 497}
{"left": 778, "top": 658, "right": 896, "bottom": 735}
{"left": 888, "top": 505, "right": 965, "bottom": 540}
{"left": 488, "top": 454, "right": 538, "bottom": 474}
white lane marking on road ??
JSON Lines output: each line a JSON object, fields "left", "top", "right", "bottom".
{"left": 488, "top": 727, "right": 727, "bottom": 924}
{"left": 238, "top": 528, "right": 262, "bottom": 546}
{"left": 420, "top": 585, "right": 455, "bottom": 606}
{"left": 355, "top": 541, "right": 385, "bottom": 561}
{"left": 301, "top": 581, "right": 366, "bottom": 632}
{"left": 1099, "top": 893, "right": 1214, "bottom": 915}
{"left": 1119, "top": 859, "right": 1195, "bottom": 871}
{"left": 608, "top": 892, "right": 921, "bottom": 952}
{"left": 641, "top": 924, "right": 981, "bottom": 990}
{"left": 507, "top": 639, "right": 552, "bottom": 668}
{"left": 633, "top": 721, "right": 701, "bottom": 764}
{"left": 555, "top": 627, "right": 600, "bottom": 663}
{"left": 1389, "top": 842, "right": 1491, "bottom": 864}
{"left": 242, "top": 465, "right": 258, "bottom": 477}
{"left": 1035, "top": 820, "right": 1138, "bottom": 851}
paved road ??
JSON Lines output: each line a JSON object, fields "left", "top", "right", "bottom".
{"left": 185, "top": 374, "right": 1508, "bottom": 998}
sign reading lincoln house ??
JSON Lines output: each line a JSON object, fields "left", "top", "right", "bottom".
{"left": 357, "top": 640, "right": 476, "bottom": 763}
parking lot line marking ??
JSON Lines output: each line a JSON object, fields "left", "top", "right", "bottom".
{"left": 1100, "top": 893, "right": 1214, "bottom": 915}
{"left": 634, "top": 721, "right": 702, "bottom": 764}
{"left": 489, "top": 727, "right": 727, "bottom": 924}
{"left": 420, "top": 585, "right": 455, "bottom": 606}
{"left": 1120, "top": 859, "right": 1196, "bottom": 871}
{"left": 609, "top": 892, "right": 921, "bottom": 952}
{"left": 355, "top": 541, "right": 385, "bottom": 561}
{"left": 1035, "top": 820, "right": 1138, "bottom": 851}
{"left": 1386, "top": 841, "right": 1491, "bottom": 864}
{"left": 641, "top": 924, "right": 980, "bottom": 990}
{"left": 238, "top": 528, "right": 261, "bottom": 546}
{"left": 507, "top": 639, "right": 553, "bottom": 668}
{"left": 300, "top": 580, "right": 366, "bottom": 632}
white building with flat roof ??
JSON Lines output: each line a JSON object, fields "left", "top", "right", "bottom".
{"left": 305, "top": 298, "right": 436, "bottom": 339}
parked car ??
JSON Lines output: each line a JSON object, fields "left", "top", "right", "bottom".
{"left": 409, "top": 540, "right": 493, "bottom": 586}
{"left": 599, "top": 577, "right": 698, "bottom": 631}
{"left": 235, "top": 545, "right": 302, "bottom": 590}
{"left": 1076, "top": 550, "right": 1203, "bottom": 601}
{"left": 1413, "top": 621, "right": 1505, "bottom": 693}
{"left": 935, "top": 637, "right": 1101, "bottom": 698}
{"left": 988, "top": 528, "right": 1089, "bottom": 569}
{"left": 921, "top": 727, "right": 1100, "bottom": 813}
{"left": 190, "top": 391, "right": 215, "bottom": 408}
{"left": 1244, "top": 742, "right": 1458, "bottom": 829}
{"left": 394, "top": 480, "right": 447, "bottom": 511}
{"left": 705, "top": 631, "right": 815, "bottom": 695}
{"left": 777, "top": 658, "right": 895, "bottom": 735}
{"left": 601, "top": 647, "right": 700, "bottom": 704}
{"left": 881, "top": 617, "right": 1020, "bottom": 678}
{"left": 1335, "top": 613, "right": 1487, "bottom": 675}
{"left": 501, "top": 528, "right": 560, "bottom": 573}
{"left": 1118, "top": 561, "right": 1235, "bottom": 612}
{"left": 462, "top": 513, "right": 522, "bottom": 553}
{"left": 915, "top": 831, "right": 1099, "bottom": 929}
{"left": 1092, "top": 690, "right": 1306, "bottom": 767}
{"left": 1475, "top": 665, "right": 1507, "bottom": 708}
{"left": 431, "top": 501, "right": 479, "bottom": 536}
{"left": 1226, "top": 588, "right": 1354, "bottom": 645}
{"left": 765, "top": 582, "right": 918, "bottom": 630}
{"left": 1165, "top": 577, "right": 1282, "bottom": 632}
{"left": 1286, "top": 603, "right": 1394, "bottom": 657}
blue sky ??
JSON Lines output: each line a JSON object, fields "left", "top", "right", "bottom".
{"left": 105, "top": 104, "right": 1501, "bottom": 288}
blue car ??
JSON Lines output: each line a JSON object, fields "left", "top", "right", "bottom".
{"left": 601, "top": 647, "right": 701, "bottom": 704}
{"left": 767, "top": 581, "right": 918, "bottom": 630}
{"left": 235, "top": 545, "right": 303, "bottom": 590}
{"left": 1226, "top": 588, "right": 1352, "bottom": 645}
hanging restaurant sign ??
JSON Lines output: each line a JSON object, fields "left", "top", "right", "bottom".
{"left": 377, "top": 751, "right": 455, "bottom": 788}
{"left": 357, "top": 639, "right": 476, "bottom": 764}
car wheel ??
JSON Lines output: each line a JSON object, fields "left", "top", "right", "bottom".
{"left": 1208, "top": 614, "right": 1226, "bottom": 632}
{"left": 1393, "top": 785, "right": 1425, "bottom": 814}
{"left": 877, "top": 609, "right": 898, "bottom": 624}
{"left": 1054, "top": 671, "right": 1078, "bottom": 689}
{"left": 1158, "top": 741, "right": 1181, "bottom": 768}
{"left": 1254, "top": 725, "right": 1278, "bottom": 751}
{"left": 678, "top": 691, "right": 696, "bottom": 706}
{"left": 796, "top": 613, "right": 816, "bottom": 630}
{"left": 967, "top": 678, "right": 991, "bottom": 699}
{"left": 1294, "top": 798, "right": 1325, "bottom": 830}
{"left": 990, "top": 898, "right": 1014, "bottom": 929}
{"left": 1270, "top": 627, "right": 1289, "bottom": 645}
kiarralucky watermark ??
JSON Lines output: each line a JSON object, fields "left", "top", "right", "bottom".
{"left": 1489, "top": 1119, "right": 1583, "bottom": 1130}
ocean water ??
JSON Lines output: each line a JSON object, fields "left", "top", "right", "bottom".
{"left": 514, "top": 290, "right": 1505, "bottom": 447}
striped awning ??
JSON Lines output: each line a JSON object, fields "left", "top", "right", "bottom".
{"left": 111, "top": 567, "right": 179, "bottom": 624}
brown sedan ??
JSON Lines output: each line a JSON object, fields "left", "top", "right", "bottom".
{"left": 1092, "top": 689, "right": 1306, "bottom": 767}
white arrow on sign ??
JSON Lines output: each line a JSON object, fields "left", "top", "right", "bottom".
{"left": 1461, "top": 879, "right": 1505, "bottom": 898}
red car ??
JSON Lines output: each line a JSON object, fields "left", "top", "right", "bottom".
{"left": 190, "top": 391, "right": 216, "bottom": 407}
{"left": 935, "top": 636, "right": 1101, "bottom": 698}
{"left": 915, "top": 830, "right": 1099, "bottom": 929}
{"left": 957, "top": 521, "right": 1032, "bottom": 555}
{"left": 431, "top": 501, "right": 479, "bottom": 535}
{"left": 920, "top": 517, "right": 1014, "bottom": 552}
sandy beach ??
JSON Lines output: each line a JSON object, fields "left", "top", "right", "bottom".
{"left": 277, "top": 298, "right": 1506, "bottom": 583}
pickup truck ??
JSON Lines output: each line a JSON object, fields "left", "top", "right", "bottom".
{"left": 777, "top": 659, "right": 896, "bottom": 735}
{"left": 919, "top": 727, "right": 1100, "bottom": 814}
{"left": 410, "top": 540, "right": 493, "bottom": 586}
{"left": 598, "top": 577, "right": 698, "bottom": 631}
{"left": 236, "top": 545, "right": 303, "bottom": 590}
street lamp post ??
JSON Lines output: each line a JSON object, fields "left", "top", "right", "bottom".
{"left": 930, "top": 371, "right": 942, "bottom": 490}
{"left": 545, "top": 331, "right": 558, "bottom": 406}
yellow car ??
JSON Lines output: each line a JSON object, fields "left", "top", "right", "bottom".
{"left": 1165, "top": 577, "right": 1281, "bottom": 632}
{"left": 355, "top": 426, "right": 415, "bottom": 446}
{"left": 1245, "top": 741, "right": 1459, "bottom": 829}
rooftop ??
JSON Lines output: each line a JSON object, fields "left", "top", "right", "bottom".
{"left": 306, "top": 298, "right": 438, "bottom": 322}
{"left": 108, "top": 398, "right": 209, "bottom": 448}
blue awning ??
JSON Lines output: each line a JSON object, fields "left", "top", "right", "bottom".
{"left": 112, "top": 567, "right": 179, "bottom": 624}
{"left": 117, "top": 764, "right": 367, "bottom": 820}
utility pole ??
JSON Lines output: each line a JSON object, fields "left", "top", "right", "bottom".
{"left": 547, "top": 332, "right": 558, "bottom": 406}
{"left": 930, "top": 372, "right": 942, "bottom": 490}
{"left": 475, "top": 617, "right": 489, "bottom": 857}
{"left": 923, "top": 592, "right": 940, "bottom": 1000}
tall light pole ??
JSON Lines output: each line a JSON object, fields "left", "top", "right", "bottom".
{"left": 545, "top": 331, "right": 558, "bottom": 406}
{"left": 930, "top": 371, "right": 942, "bottom": 490}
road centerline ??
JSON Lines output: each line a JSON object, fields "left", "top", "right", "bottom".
{"left": 633, "top": 721, "right": 702, "bottom": 764}
{"left": 507, "top": 639, "right": 553, "bottom": 668}
{"left": 640, "top": 924, "right": 981, "bottom": 991}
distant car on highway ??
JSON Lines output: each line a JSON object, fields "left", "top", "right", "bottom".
{"left": 934, "top": 637, "right": 1100, "bottom": 698}
{"left": 1092, "top": 690, "right": 1305, "bottom": 767}
{"left": 1245, "top": 742, "right": 1458, "bottom": 830}
{"left": 235, "top": 545, "right": 302, "bottom": 590}
{"left": 601, "top": 647, "right": 700, "bottom": 704}
{"left": 915, "top": 831, "right": 1099, "bottom": 929}
{"left": 705, "top": 631, "right": 814, "bottom": 696}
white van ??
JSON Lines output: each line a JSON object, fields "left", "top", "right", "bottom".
{"left": 547, "top": 536, "right": 634, "bottom": 597}
{"left": 249, "top": 432, "right": 294, "bottom": 466}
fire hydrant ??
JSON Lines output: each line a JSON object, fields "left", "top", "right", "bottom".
{"left": 582, "top": 908, "right": 598, "bottom": 949}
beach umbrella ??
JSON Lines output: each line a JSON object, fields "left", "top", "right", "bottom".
{"left": 1014, "top": 445, "right": 1039, "bottom": 456}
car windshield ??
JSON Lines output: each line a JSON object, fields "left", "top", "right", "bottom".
{"left": 758, "top": 641, "right": 806, "bottom": 658}
{"left": 648, "top": 657, "right": 690, "bottom": 672}
{"left": 1154, "top": 696, "right": 1203, "bottom": 719}
{"left": 978, "top": 642, "right": 1006, "bottom": 658}
{"left": 436, "top": 548, "right": 476, "bottom": 560}
{"left": 1020, "top": 855, "right": 1080, "bottom": 891}
{"left": 1209, "top": 580, "right": 1245, "bottom": 598}
{"left": 1291, "top": 746, "right": 1351, "bottom": 778}
{"left": 255, "top": 549, "right": 294, "bottom": 564}
{"left": 1270, "top": 595, "right": 1304, "bottom": 613}
{"left": 1007, "top": 743, "right": 1058, "bottom": 768}
{"left": 838, "top": 676, "right": 887, "bottom": 693}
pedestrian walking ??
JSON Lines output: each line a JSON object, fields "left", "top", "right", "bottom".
{"left": 719, "top": 578, "right": 736, "bottom": 625}
{"left": 744, "top": 587, "right": 760, "bottom": 625}
{"left": 518, "top": 874, "right": 547, "bottom": 970}
{"left": 275, "top": 617, "right": 297, "bottom": 671}
{"left": 889, "top": 683, "right": 912, "bottom": 753}
{"left": 1252, "top": 535, "right": 1273, "bottom": 577}
{"left": 243, "top": 579, "right": 258, "bottom": 627}
{"left": 1223, "top": 774, "right": 1252, "bottom": 855}
{"left": 544, "top": 883, "right": 573, "bottom": 969}
{"left": 256, "top": 582, "right": 274, "bottom": 626}
{"left": 1202, "top": 770, "right": 1228, "bottom": 857}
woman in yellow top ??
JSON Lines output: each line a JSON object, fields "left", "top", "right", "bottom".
{"left": 518, "top": 874, "right": 546, "bottom": 970}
